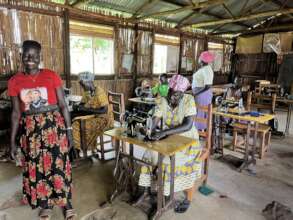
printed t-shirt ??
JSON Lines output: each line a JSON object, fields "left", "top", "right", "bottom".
{"left": 8, "top": 69, "right": 63, "bottom": 112}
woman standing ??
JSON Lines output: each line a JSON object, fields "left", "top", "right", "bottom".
{"left": 8, "top": 40, "right": 75, "bottom": 220}
{"left": 192, "top": 51, "right": 214, "bottom": 130}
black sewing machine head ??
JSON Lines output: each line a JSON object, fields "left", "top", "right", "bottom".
{"left": 124, "top": 109, "right": 150, "bottom": 137}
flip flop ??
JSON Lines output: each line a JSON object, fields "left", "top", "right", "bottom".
{"left": 39, "top": 209, "right": 52, "bottom": 220}
{"left": 174, "top": 199, "right": 190, "bottom": 213}
{"left": 64, "top": 209, "right": 77, "bottom": 220}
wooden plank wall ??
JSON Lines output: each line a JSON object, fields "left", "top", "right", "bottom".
{"left": 232, "top": 53, "right": 278, "bottom": 85}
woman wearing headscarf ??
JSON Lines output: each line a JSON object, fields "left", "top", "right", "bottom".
{"left": 138, "top": 74, "right": 202, "bottom": 214}
{"left": 72, "top": 72, "right": 114, "bottom": 157}
{"left": 8, "top": 40, "right": 75, "bottom": 219}
{"left": 192, "top": 51, "right": 214, "bottom": 130}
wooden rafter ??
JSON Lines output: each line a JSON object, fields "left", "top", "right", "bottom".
{"left": 212, "top": 23, "right": 293, "bottom": 35}
{"left": 240, "top": 0, "right": 250, "bottom": 15}
{"left": 210, "top": 23, "right": 227, "bottom": 33}
{"left": 222, "top": 3, "right": 235, "bottom": 18}
{"left": 132, "top": 0, "right": 161, "bottom": 17}
{"left": 170, "top": 0, "right": 249, "bottom": 29}
{"left": 181, "top": 7, "right": 293, "bottom": 28}
{"left": 132, "top": 0, "right": 225, "bottom": 21}
{"left": 70, "top": 0, "right": 84, "bottom": 7}
{"left": 267, "top": 0, "right": 293, "bottom": 19}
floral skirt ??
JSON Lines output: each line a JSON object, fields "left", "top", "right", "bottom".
{"left": 18, "top": 110, "right": 73, "bottom": 209}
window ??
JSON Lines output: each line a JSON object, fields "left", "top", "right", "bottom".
{"left": 70, "top": 21, "right": 114, "bottom": 75}
{"left": 153, "top": 34, "right": 180, "bottom": 74}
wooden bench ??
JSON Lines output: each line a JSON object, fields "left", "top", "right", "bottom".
{"left": 232, "top": 122, "right": 271, "bottom": 159}
{"left": 231, "top": 91, "right": 275, "bottom": 159}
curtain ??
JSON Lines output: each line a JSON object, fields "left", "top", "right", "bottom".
{"left": 115, "top": 27, "right": 135, "bottom": 76}
{"left": 137, "top": 30, "right": 153, "bottom": 76}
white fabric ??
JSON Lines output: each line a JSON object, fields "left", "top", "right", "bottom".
{"left": 192, "top": 65, "right": 214, "bottom": 89}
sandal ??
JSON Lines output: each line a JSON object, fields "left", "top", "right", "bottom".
{"left": 39, "top": 209, "right": 52, "bottom": 220}
{"left": 64, "top": 209, "right": 77, "bottom": 220}
{"left": 174, "top": 199, "right": 190, "bottom": 213}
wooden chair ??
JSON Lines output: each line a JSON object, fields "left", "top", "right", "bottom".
{"left": 186, "top": 104, "right": 212, "bottom": 201}
{"left": 231, "top": 91, "right": 276, "bottom": 159}
{"left": 96, "top": 91, "right": 125, "bottom": 162}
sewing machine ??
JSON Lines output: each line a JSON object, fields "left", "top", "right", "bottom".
{"left": 215, "top": 96, "right": 244, "bottom": 113}
{"left": 124, "top": 109, "right": 152, "bottom": 138}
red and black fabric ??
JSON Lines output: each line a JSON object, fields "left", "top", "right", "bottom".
{"left": 18, "top": 110, "right": 73, "bottom": 210}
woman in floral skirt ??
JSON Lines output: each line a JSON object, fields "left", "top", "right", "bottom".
{"left": 8, "top": 40, "right": 75, "bottom": 220}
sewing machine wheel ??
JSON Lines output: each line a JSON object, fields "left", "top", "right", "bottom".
{"left": 215, "top": 96, "right": 223, "bottom": 106}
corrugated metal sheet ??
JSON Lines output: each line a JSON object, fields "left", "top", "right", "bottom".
{"left": 76, "top": 0, "right": 293, "bottom": 35}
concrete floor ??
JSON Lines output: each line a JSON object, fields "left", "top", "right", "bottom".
{"left": 1, "top": 111, "right": 293, "bottom": 220}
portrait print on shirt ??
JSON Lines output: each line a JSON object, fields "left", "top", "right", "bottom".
{"left": 20, "top": 87, "right": 48, "bottom": 111}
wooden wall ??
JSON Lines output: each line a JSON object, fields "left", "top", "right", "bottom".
{"left": 232, "top": 53, "right": 279, "bottom": 85}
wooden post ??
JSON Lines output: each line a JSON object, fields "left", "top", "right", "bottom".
{"left": 133, "top": 24, "right": 138, "bottom": 88}
{"left": 150, "top": 29, "right": 155, "bottom": 76}
{"left": 63, "top": 9, "right": 71, "bottom": 88}
{"left": 178, "top": 34, "right": 183, "bottom": 74}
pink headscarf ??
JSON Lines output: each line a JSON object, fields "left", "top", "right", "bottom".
{"left": 168, "top": 74, "right": 190, "bottom": 92}
{"left": 199, "top": 51, "right": 214, "bottom": 63}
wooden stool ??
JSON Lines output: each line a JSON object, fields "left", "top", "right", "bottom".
{"left": 232, "top": 122, "right": 271, "bottom": 159}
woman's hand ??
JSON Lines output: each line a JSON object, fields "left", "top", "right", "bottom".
{"left": 10, "top": 143, "right": 17, "bottom": 160}
{"left": 66, "top": 130, "right": 74, "bottom": 150}
{"left": 150, "top": 131, "right": 167, "bottom": 141}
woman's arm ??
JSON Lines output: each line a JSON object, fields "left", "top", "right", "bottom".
{"left": 77, "top": 105, "right": 107, "bottom": 114}
{"left": 10, "top": 96, "right": 21, "bottom": 159}
{"left": 56, "top": 87, "right": 73, "bottom": 149}
{"left": 150, "top": 116, "right": 194, "bottom": 140}
{"left": 193, "top": 85, "right": 210, "bottom": 96}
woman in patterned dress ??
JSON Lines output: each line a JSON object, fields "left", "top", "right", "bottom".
{"left": 72, "top": 72, "right": 114, "bottom": 158}
{"left": 138, "top": 74, "right": 202, "bottom": 213}
{"left": 8, "top": 40, "right": 75, "bottom": 220}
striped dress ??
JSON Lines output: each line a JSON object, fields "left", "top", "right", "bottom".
{"left": 138, "top": 94, "right": 202, "bottom": 196}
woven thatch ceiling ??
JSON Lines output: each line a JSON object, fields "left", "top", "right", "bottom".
{"left": 66, "top": 0, "right": 293, "bottom": 35}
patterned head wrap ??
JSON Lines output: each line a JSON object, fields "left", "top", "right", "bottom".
{"left": 78, "top": 71, "right": 95, "bottom": 82}
{"left": 199, "top": 51, "right": 215, "bottom": 63}
{"left": 168, "top": 74, "right": 190, "bottom": 92}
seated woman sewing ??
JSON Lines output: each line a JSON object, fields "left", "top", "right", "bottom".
{"left": 72, "top": 72, "right": 114, "bottom": 157}
{"left": 138, "top": 74, "right": 202, "bottom": 214}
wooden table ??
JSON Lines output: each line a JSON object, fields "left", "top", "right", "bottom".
{"left": 104, "top": 128, "right": 197, "bottom": 220}
{"left": 254, "top": 95, "right": 293, "bottom": 135}
{"left": 213, "top": 108, "right": 274, "bottom": 172}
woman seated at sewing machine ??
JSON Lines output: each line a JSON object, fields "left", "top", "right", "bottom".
{"left": 137, "top": 74, "right": 202, "bottom": 214}
{"left": 224, "top": 76, "right": 243, "bottom": 102}
{"left": 72, "top": 72, "right": 114, "bottom": 157}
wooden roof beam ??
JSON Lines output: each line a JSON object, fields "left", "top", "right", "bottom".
{"left": 70, "top": 0, "right": 85, "bottom": 7}
{"left": 181, "top": 7, "right": 293, "bottom": 28}
{"left": 169, "top": 0, "right": 249, "bottom": 29}
{"left": 267, "top": 0, "right": 293, "bottom": 19}
{"left": 132, "top": 0, "right": 161, "bottom": 18}
{"left": 222, "top": 3, "right": 235, "bottom": 18}
{"left": 176, "top": 10, "right": 250, "bottom": 28}
{"left": 212, "top": 23, "right": 293, "bottom": 35}
{"left": 132, "top": 0, "right": 225, "bottom": 21}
